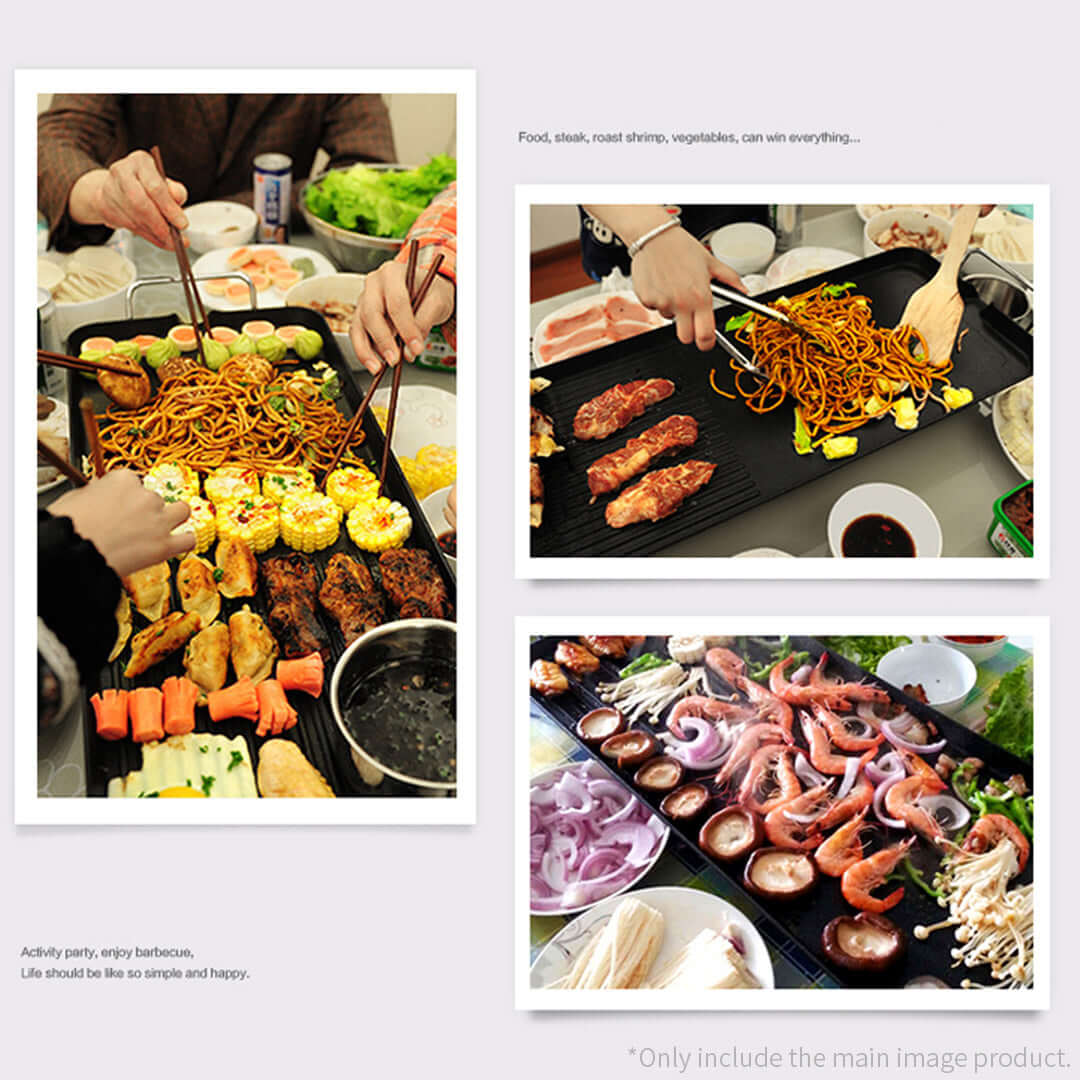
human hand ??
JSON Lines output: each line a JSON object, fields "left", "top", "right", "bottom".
{"left": 443, "top": 484, "right": 457, "bottom": 530}
{"left": 49, "top": 469, "right": 194, "bottom": 578}
{"left": 349, "top": 259, "right": 455, "bottom": 375}
{"left": 630, "top": 227, "right": 746, "bottom": 351}
{"left": 68, "top": 149, "right": 189, "bottom": 249}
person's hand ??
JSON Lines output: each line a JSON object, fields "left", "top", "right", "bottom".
{"left": 443, "top": 484, "right": 457, "bottom": 530}
{"left": 349, "top": 259, "right": 455, "bottom": 375}
{"left": 48, "top": 469, "right": 194, "bottom": 578}
{"left": 630, "top": 227, "right": 746, "bottom": 351}
{"left": 68, "top": 149, "right": 189, "bottom": 249}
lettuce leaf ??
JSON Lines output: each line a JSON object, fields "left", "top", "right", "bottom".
{"left": 984, "top": 659, "right": 1034, "bottom": 760}
{"left": 793, "top": 407, "right": 813, "bottom": 455}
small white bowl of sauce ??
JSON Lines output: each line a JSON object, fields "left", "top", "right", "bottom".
{"left": 827, "top": 483, "right": 943, "bottom": 558}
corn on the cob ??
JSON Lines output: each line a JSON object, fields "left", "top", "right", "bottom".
{"left": 325, "top": 465, "right": 380, "bottom": 511}
{"left": 205, "top": 465, "right": 260, "bottom": 506}
{"left": 262, "top": 466, "right": 316, "bottom": 506}
{"left": 216, "top": 495, "right": 279, "bottom": 553}
{"left": 415, "top": 443, "right": 457, "bottom": 488}
{"left": 346, "top": 497, "right": 412, "bottom": 552}
{"left": 171, "top": 494, "right": 216, "bottom": 554}
{"left": 279, "top": 493, "right": 341, "bottom": 553}
{"left": 144, "top": 461, "right": 200, "bottom": 501}
{"left": 397, "top": 456, "right": 438, "bottom": 500}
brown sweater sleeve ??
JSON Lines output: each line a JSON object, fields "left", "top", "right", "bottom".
{"left": 38, "top": 94, "right": 124, "bottom": 251}
{"left": 318, "top": 94, "right": 397, "bottom": 168}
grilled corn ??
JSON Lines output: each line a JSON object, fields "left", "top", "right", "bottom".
{"left": 144, "top": 461, "right": 200, "bottom": 501}
{"left": 205, "top": 465, "right": 260, "bottom": 506}
{"left": 326, "top": 465, "right": 380, "bottom": 511}
{"left": 171, "top": 494, "right": 216, "bottom": 554}
{"left": 216, "top": 496, "right": 279, "bottom": 553}
{"left": 262, "top": 466, "right": 316, "bottom": 506}
{"left": 279, "top": 493, "right": 342, "bottom": 553}
{"left": 346, "top": 497, "right": 412, "bottom": 552}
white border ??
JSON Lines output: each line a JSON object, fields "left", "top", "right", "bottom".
{"left": 514, "top": 616, "right": 1049, "bottom": 1011}
{"left": 16, "top": 70, "right": 477, "bottom": 826}
{"left": 515, "top": 185, "right": 1049, "bottom": 580}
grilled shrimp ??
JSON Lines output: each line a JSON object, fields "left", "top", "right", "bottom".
{"left": 815, "top": 809, "right": 869, "bottom": 877}
{"left": 738, "top": 744, "right": 802, "bottom": 815}
{"left": 715, "top": 723, "right": 792, "bottom": 786}
{"left": 764, "top": 784, "right": 833, "bottom": 850}
{"left": 738, "top": 674, "right": 795, "bottom": 734}
{"left": 817, "top": 773, "right": 874, "bottom": 829}
{"left": 884, "top": 775, "right": 947, "bottom": 842}
{"left": 961, "top": 812, "right": 1030, "bottom": 875}
{"left": 667, "top": 695, "right": 758, "bottom": 737}
{"left": 705, "top": 647, "right": 745, "bottom": 687}
{"left": 808, "top": 653, "right": 891, "bottom": 705}
{"left": 800, "top": 710, "right": 881, "bottom": 777}
{"left": 841, "top": 838, "right": 916, "bottom": 912}
{"left": 813, "top": 702, "right": 884, "bottom": 753}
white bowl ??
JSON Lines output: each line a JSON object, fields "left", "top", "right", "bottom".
{"left": 827, "top": 483, "right": 943, "bottom": 558}
{"left": 709, "top": 222, "right": 776, "bottom": 276}
{"left": 929, "top": 634, "right": 1009, "bottom": 665}
{"left": 420, "top": 486, "right": 456, "bottom": 573}
{"left": 863, "top": 209, "right": 953, "bottom": 259}
{"left": 40, "top": 248, "right": 137, "bottom": 347}
{"left": 765, "top": 246, "right": 860, "bottom": 288}
{"left": 183, "top": 200, "right": 258, "bottom": 253}
{"left": 285, "top": 272, "right": 367, "bottom": 363}
{"left": 877, "top": 643, "right": 976, "bottom": 715}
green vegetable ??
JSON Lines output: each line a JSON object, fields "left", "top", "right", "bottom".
{"left": 901, "top": 857, "right": 941, "bottom": 899}
{"left": 112, "top": 340, "right": 140, "bottom": 362}
{"left": 268, "top": 394, "right": 287, "bottom": 412}
{"left": 227, "top": 750, "right": 244, "bottom": 772}
{"left": 319, "top": 371, "right": 341, "bottom": 401}
{"left": 200, "top": 774, "right": 215, "bottom": 797}
{"left": 145, "top": 338, "right": 180, "bottom": 370}
{"left": 200, "top": 337, "right": 230, "bottom": 371}
{"left": 291, "top": 256, "right": 317, "bottom": 279}
{"left": 724, "top": 311, "right": 753, "bottom": 333}
{"left": 293, "top": 328, "right": 324, "bottom": 360}
{"left": 747, "top": 635, "right": 809, "bottom": 684}
{"left": 983, "top": 659, "right": 1034, "bottom": 760}
{"left": 212, "top": 567, "right": 224, "bottom": 582}
{"left": 793, "top": 407, "right": 813, "bottom": 455}
{"left": 304, "top": 155, "right": 457, "bottom": 239}
{"left": 229, "top": 333, "right": 257, "bottom": 357}
{"left": 619, "top": 653, "right": 670, "bottom": 679}
{"left": 820, "top": 636, "right": 911, "bottom": 674}
{"left": 256, "top": 334, "right": 287, "bottom": 363}
{"left": 821, "top": 282, "right": 856, "bottom": 299}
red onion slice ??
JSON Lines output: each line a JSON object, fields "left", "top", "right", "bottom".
{"left": 795, "top": 754, "right": 829, "bottom": 788}
{"left": 866, "top": 752, "right": 905, "bottom": 785}
{"left": 882, "top": 720, "right": 947, "bottom": 756}
{"left": 915, "top": 794, "right": 971, "bottom": 832}
{"left": 872, "top": 772, "right": 907, "bottom": 829}
{"left": 835, "top": 755, "right": 861, "bottom": 800}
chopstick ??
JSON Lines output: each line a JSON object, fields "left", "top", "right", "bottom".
{"left": 37, "top": 438, "right": 88, "bottom": 487}
{"left": 378, "top": 248, "right": 445, "bottom": 495}
{"left": 149, "top": 145, "right": 211, "bottom": 369}
{"left": 37, "top": 349, "right": 144, "bottom": 378}
{"left": 79, "top": 397, "right": 105, "bottom": 478}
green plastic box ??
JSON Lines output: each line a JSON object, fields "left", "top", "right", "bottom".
{"left": 988, "top": 479, "right": 1033, "bottom": 558}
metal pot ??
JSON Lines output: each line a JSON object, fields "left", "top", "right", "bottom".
{"left": 962, "top": 273, "right": 1032, "bottom": 324}
{"left": 329, "top": 619, "right": 456, "bottom": 793}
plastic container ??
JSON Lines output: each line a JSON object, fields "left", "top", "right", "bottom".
{"left": 988, "top": 479, "right": 1033, "bottom": 558}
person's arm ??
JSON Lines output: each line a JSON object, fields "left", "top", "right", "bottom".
{"left": 318, "top": 94, "right": 397, "bottom": 167}
{"left": 350, "top": 184, "right": 457, "bottom": 374}
{"left": 583, "top": 204, "right": 746, "bottom": 351}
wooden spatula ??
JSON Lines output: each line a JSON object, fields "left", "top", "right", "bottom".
{"left": 897, "top": 204, "right": 980, "bottom": 367}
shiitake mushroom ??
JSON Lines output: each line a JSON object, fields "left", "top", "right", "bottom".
{"left": 633, "top": 756, "right": 684, "bottom": 793}
{"left": 699, "top": 807, "right": 763, "bottom": 863}
{"left": 599, "top": 729, "right": 658, "bottom": 770}
{"left": 660, "top": 782, "right": 710, "bottom": 822}
{"left": 743, "top": 847, "right": 818, "bottom": 901}
{"left": 821, "top": 913, "right": 905, "bottom": 974}
{"left": 575, "top": 707, "right": 624, "bottom": 748}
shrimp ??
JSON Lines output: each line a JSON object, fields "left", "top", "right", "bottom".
{"left": 738, "top": 744, "right": 802, "bottom": 815}
{"left": 894, "top": 746, "right": 943, "bottom": 783}
{"left": 667, "top": 695, "right": 758, "bottom": 737}
{"left": 705, "top": 647, "right": 745, "bottom": 687}
{"left": 715, "top": 723, "right": 791, "bottom": 786}
{"left": 961, "top": 813, "right": 1030, "bottom": 875}
{"left": 737, "top": 674, "right": 794, "bottom": 734}
{"left": 764, "top": 784, "right": 833, "bottom": 850}
{"left": 817, "top": 774, "right": 874, "bottom": 829}
{"left": 800, "top": 711, "right": 880, "bottom": 777}
{"left": 841, "top": 838, "right": 915, "bottom": 912}
{"left": 808, "top": 653, "right": 891, "bottom": 705}
{"left": 812, "top": 702, "right": 883, "bottom": 753}
{"left": 815, "top": 809, "right": 869, "bottom": 877}
{"left": 884, "top": 775, "right": 947, "bottom": 842}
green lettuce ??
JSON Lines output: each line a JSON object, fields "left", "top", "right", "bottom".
{"left": 984, "top": 659, "right": 1034, "bottom": 760}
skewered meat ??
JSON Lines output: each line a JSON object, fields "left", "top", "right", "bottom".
{"left": 261, "top": 554, "right": 330, "bottom": 660}
{"left": 123, "top": 561, "right": 170, "bottom": 621}
{"left": 531, "top": 659, "right": 568, "bottom": 696}
{"left": 530, "top": 406, "right": 563, "bottom": 459}
{"left": 573, "top": 378, "right": 675, "bottom": 441}
{"left": 176, "top": 554, "right": 221, "bottom": 627}
{"left": 124, "top": 611, "right": 201, "bottom": 678}
{"left": 530, "top": 463, "right": 544, "bottom": 528}
{"left": 580, "top": 635, "right": 630, "bottom": 659}
{"left": 587, "top": 414, "right": 698, "bottom": 497}
{"left": 183, "top": 621, "right": 230, "bottom": 696}
{"left": 556, "top": 640, "right": 600, "bottom": 675}
{"left": 229, "top": 605, "right": 278, "bottom": 684}
{"left": 216, "top": 538, "right": 257, "bottom": 599}
{"left": 605, "top": 460, "right": 716, "bottom": 528}
{"left": 378, "top": 550, "right": 449, "bottom": 619}
{"left": 319, "top": 553, "right": 385, "bottom": 644}
{"left": 257, "top": 739, "right": 335, "bottom": 798}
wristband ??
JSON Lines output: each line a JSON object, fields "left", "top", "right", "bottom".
{"left": 626, "top": 216, "right": 681, "bottom": 258}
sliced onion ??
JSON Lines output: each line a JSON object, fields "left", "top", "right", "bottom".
{"left": 795, "top": 754, "right": 829, "bottom": 788}
{"left": 838, "top": 716, "right": 874, "bottom": 739}
{"left": 791, "top": 663, "right": 814, "bottom": 686}
{"left": 835, "top": 755, "right": 861, "bottom": 800}
{"left": 554, "top": 770, "right": 593, "bottom": 815}
{"left": 882, "top": 720, "right": 947, "bottom": 756}
{"left": 915, "top": 794, "right": 971, "bottom": 832}
{"left": 856, "top": 701, "right": 882, "bottom": 724}
{"left": 872, "top": 772, "right": 906, "bottom": 829}
{"left": 530, "top": 783, "right": 557, "bottom": 809}
{"left": 664, "top": 716, "right": 734, "bottom": 770}
{"left": 539, "top": 848, "right": 568, "bottom": 892}
{"left": 784, "top": 806, "right": 829, "bottom": 824}
{"left": 587, "top": 778, "right": 627, "bottom": 801}
{"left": 888, "top": 710, "right": 918, "bottom": 734}
{"left": 598, "top": 822, "right": 660, "bottom": 866}
{"left": 866, "top": 752, "right": 905, "bottom": 786}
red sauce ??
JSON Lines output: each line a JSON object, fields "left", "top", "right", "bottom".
{"left": 945, "top": 636, "right": 1005, "bottom": 644}
{"left": 841, "top": 514, "right": 915, "bottom": 557}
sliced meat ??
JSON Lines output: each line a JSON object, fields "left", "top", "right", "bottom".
{"left": 539, "top": 324, "right": 614, "bottom": 365}
{"left": 573, "top": 378, "right": 676, "bottom": 441}
{"left": 587, "top": 414, "right": 698, "bottom": 496}
{"left": 605, "top": 460, "right": 717, "bottom": 528}
{"left": 545, "top": 305, "right": 606, "bottom": 339}
{"left": 319, "top": 553, "right": 384, "bottom": 644}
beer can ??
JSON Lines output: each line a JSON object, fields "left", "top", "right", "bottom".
{"left": 254, "top": 152, "right": 292, "bottom": 243}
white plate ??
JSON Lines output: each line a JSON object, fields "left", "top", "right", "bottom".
{"left": 765, "top": 247, "right": 860, "bottom": 289}
{"left": 371, "top": 385, "right": 456, "bottom": 458}
{"left": 991, "top": 378, "right": 1033, "bottom": 480}
{"left": 37, "top": 397, "right": 69, "bottom": 493}
{"left": 827, "top": 482, "right": 943, "bottom": 558}
{"left": 532, "top": 290, "right": 668, "bottom": 368}
{"left": 530, "top": 885, "right": 774, "bottom": 990}
{"left": 530, "top": 762, "right": 669, "bottom": 917}
{"left": 190, "top": 243, "right": 337, "bottom": 311}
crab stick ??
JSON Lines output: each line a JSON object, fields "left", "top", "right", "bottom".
{"left": 275, "top": 652, "right": 324, "bottom": 698}
{"left": 206, "top": 678, "right": 259, "bottom": 724}
{"left": 90, "top": 688, "right": 129, "bottom": 741}
{"left": 162, "top": 676, "right": 199, "bottom": 736}
{"left": 128, "top": 687, "right": 165, "bottom": 743}
{"left": 255, "top": 679, "right": 298, "bottom": 737}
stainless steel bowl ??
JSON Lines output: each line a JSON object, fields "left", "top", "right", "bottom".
{"left": 329, "top": 619, "right": 456, "bottom": 793}
{"left": 962, "top": 273, "right": 1032, "bottom": 323}
{"left": 298, "top": 164, "right": 414, "bottom": 273}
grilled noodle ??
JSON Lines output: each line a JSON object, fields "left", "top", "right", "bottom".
{"left": 96, "top": 365, "right": 365, "bottom": 475}
{"left": 730, "top": 283, "right": 953, "bottom": 439}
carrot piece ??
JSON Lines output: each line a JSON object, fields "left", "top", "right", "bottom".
{"left": 128, "top": 687, "right": 165, "bottom": 743}
{"left": 275, "top": 652, "right": 324, "bottom": 698}
{"left": 206, "top": 678, "right": 259, "bottom": 723}
{"left": 162, "top": 676, "right": 199, "bottom": 735}
{"left": 255, "top": 679, "right": 298, "bottom": 737}
{"left": 90, "top": 688, "right": 129, "bottom": 741}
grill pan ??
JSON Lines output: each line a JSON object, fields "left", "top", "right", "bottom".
{"left": 531, "top": 249, "right": 1033, "bottom": 557}
{"left": 67, "top": 306, "right": 456, "bottom": 798}
{"left": 529, "top": 635, "right": 1034, "bottom": 989}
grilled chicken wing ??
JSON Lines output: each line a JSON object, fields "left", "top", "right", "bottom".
{"left": 98, "top": 355, "right": 151, "bottom": 410}
{"left": 228, "top": 605, "right": 278, "bottom": 684}
{"left": 216, "top": 538, "right": 257, "bottom": 599}
{"left": 319, "top": 553, "right": 384, "bottom": 644}
{"left": 176, "top": 554, "right": 221, "bottom": 627}
{"left": 530, "top": 659, "right": 569, "bottom": 697}
{"left": 124, "top": 611, "right": 201, "bottom": 678}
{"left": 183, "top": 621, "right": 231, "bottom": 696}
{"left": 555, "top": 640, "right": 600, "bottom": 675}
{"left": 580, "top": 635, "right": 629, "bottom": 659}
{"left": 378, "top": 549, "right": 449, "bottom": 619}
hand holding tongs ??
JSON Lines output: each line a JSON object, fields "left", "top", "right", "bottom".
{"left": 710, "top": 281, "right": 836, "bottom": 359}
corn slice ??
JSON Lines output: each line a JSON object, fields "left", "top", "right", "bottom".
{"left": 205, "top": 465, "right": 260, "bottom": 506}
{"left": 262, "top": 466, "right": 317, "bottom": 506}
{"left": 170, "top": 494, "right": 216, "bottom": 554}
{"left": 216, "top": 496, "right": 279, "bottom": 553}
{"left": 279, "top": 492, "right": 342, "bottom": 553}
{"left": 144, "top": 461, "right": 200, "bottom": 501}
{"left": 326, "top": 465, "right": 380, "bottom": 511}
{"left": 346, "top": 497, "right": 412, "bottom": 552}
